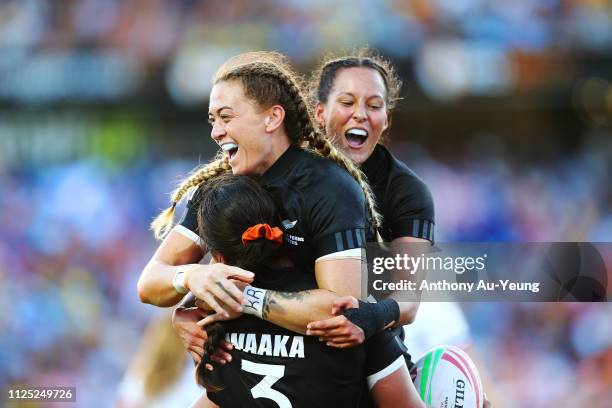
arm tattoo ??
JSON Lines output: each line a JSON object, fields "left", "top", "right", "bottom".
{"left": 261, "top": 290, "right": 313, "bottom": 320}
{"left": 274, "top": 291, "right": 312, "bottom": 302}
{"left": 262, "top": 290, "right": 274, "bottom": 320}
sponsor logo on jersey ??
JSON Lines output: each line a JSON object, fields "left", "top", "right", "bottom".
{"left": 225, "top": 332, "right": 305, "bottom": 359}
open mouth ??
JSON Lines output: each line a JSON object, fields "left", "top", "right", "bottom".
{"left": 220, "top": 142, "right": 239, "bottom": 160}
{"left": 345, "top": 128, "right": 368, "bottom": 148}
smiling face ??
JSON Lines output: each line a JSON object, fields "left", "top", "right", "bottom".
{"left": 208, "top": 80, "right": 277, "bottom": 176}
{"left": 316, "top": 67, "right": 389, "bottom": 165}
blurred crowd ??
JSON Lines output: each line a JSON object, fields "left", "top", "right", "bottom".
{"left": 1, "top": 1, "right": 611, "bottom": 407}
{"left": 1, "top": 0, "right": 612, "bottom": 104}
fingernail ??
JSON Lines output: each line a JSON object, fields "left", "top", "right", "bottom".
{"left": 306, "top": 330, "right": 311, "bottom": 335}
{"left": 326, "top": 342, "right": 332, "bottom": 346}
{"left": 227, "top": 356, "right": 232, "bottom": 362}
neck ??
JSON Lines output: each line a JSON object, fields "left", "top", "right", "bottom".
{"left": 259, "top": 133, "right": 292, "bottom": 174}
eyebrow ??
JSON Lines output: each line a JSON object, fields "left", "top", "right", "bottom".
{"left": 337, "top": 92, "right": 384, "bottom": 99}
{"left": 208, "top": 106, "right": 233, "bottom": 116}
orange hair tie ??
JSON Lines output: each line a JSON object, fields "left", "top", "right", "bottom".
{"left": 242, "top": 224, "right": 284, "bottom": 246}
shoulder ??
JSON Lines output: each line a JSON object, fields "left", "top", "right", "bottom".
{"left": 384, "top": 148, "right": 433, "bottom": 208}
{"left": 373, "top": 147, "right": 435, "bottom": 242}
{"left": 293, "top": 149, "right": 365, "bottom": 199}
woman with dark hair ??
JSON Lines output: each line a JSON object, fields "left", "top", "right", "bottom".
{"left": 306, "top": 50, "right": 434, "bottom": 344}
{"left": 190, "top": 173, "right": 366, "bottom": 407}
{"left": 305, "top": 50, "right": 492, "bottom": 407}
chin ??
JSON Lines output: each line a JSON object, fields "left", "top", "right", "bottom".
{"left": 347, "top": 150, "right": 368, "bottom": 166}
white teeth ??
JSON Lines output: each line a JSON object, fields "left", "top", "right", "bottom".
{"left": 221, "top": 143, "right": 238, "bottom": 152}
{"left": 346, "top": 128, "right": 368, "bottom": 137}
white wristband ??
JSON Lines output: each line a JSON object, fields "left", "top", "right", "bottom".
{"left": 242, "top": 285, "right": 267, "bottom": 318}
{"left": 172, "top": 265, "right": 192, "bottom": 294}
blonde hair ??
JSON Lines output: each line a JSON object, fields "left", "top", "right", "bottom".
{"left": 151, "top": 52, "right": 381, "bottom": 240}
{"left": 122, "top": 313, "right": 187, "bottom": 400}
{"left": 151, "top": 152, "right": 231, "bottom": 239}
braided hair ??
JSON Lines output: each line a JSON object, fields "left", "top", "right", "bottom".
{"left": 151, "top": 152, "right": 231, "bottom": 239}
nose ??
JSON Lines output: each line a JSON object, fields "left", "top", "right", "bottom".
{"left": 352, "top": 103, "right": 367, "bottom": 122}
{"left": 210, "top": 120, "right": 226, "bottom": 142}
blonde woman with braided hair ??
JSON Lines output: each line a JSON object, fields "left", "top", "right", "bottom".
{"left": 138, "top": 52, "right": 425, "bottom": 407}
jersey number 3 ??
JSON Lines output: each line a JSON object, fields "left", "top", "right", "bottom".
{"left": 242, "top": 359, "right": 292, "bottom": 407}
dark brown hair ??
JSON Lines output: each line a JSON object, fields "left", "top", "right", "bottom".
{"left": 310, "top": 48, "right": 402, "bottom": 111}
{"left": 193, "top": 174, "right": 280, "bottom": 391}
{"left": 195, "top": 173, "right": 280, "bottom": 270}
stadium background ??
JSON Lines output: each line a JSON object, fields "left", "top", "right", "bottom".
{"left": 0, "top": 0, "right": 611, "bottom": 407}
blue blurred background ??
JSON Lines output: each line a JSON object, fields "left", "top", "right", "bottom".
{"left": 1, "top": 1, "right": 611, "bottom": 407}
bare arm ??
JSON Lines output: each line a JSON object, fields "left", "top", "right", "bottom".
{"left": 258, "top": 288, "right": 339, "bottom": 334}
{"left": 307, "top": 237, "right": 426, "bottom": 345}
{"left": 137, "top": 230, "right": 254, "bottom": 309}
{"left": 137, "top": 230, "right": 205, "bottom": 307}
{"left": 249, "top": 238, "right": 421, "bottom": 342}
{"left": 199, "top": 258, "right": 363, "bottom": 334}
{"left": 257, "top": 258, "right": 362, "bottom": 333}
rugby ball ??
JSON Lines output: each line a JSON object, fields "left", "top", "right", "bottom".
{"left": 414, "top": 345, "right": 483, "bottom": 408}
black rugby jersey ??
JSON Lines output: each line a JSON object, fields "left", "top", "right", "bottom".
{"left": 361, "top": 144, "right": 435, "bottom": 243}
{"left": 207, "top": 316, "right": 366, "bottom": 408}
{"left": 206, "top": 265, "right": 366, "bottom": 408}
{"left": 180, "top": 145, "right": 369, "bottom": 279}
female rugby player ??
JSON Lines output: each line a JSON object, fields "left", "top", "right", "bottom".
{"left": 305, "top": 50, "right": 492, "bottom": 407}
{"left": 191, "top": 174, "right": 366, "bottom": 407}
{"left": 139, "top": 52, "right": 424, "bottom": 407}
{"left": 305, "top": 51, "right": 433, "bottom": 343}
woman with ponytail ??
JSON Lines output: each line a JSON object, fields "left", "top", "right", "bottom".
{"left": 303, "top": 49, "right": 492, "bottom": 408}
